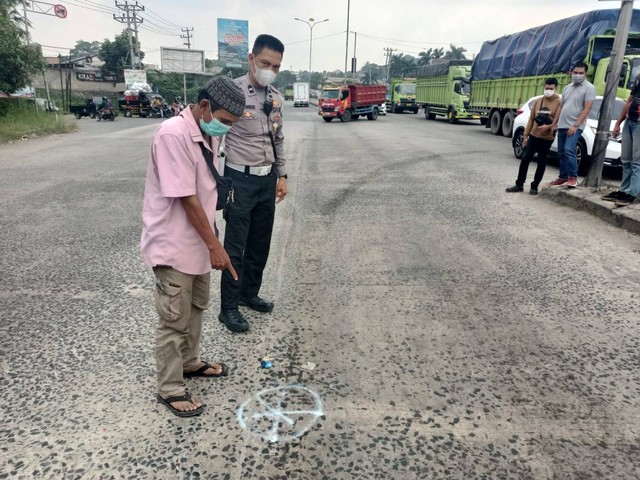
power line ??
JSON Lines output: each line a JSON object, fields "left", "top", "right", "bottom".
{"left": 285, "top": 31, "right": 346, "bottom": 46}
{"left": 113, "top": 1, "right": 144, "bottom": 68}
{"left": 180, "top": 27, "right": 193, "bottom": 49}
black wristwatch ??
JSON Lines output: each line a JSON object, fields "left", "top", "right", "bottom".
{"left": 280, "top": 174, "right": 288, "bottom": 179}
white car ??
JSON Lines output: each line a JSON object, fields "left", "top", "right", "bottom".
{"left": 511, "top": 95, "right": 623, "bottom": 175}
{"left": 378, "top": 103, "right": 387, "bottom": 115}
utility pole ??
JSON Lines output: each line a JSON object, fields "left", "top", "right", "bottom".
{"left": 344, "top": 0, "right": 350, "bottom": 80}
{"left": 113, "top": 1, "right": 144, "bottom": 68}
{"left": 384, "top": 47, "right": 396, "bottom": 85}
{"left": 585, "top": 0, "right": 635, "bottom": 187}
{"left": 351, "top": 31, "right": 357, "bottom": 83}
{"left": 181, "top": 27, "right": 194, "bottom": 49}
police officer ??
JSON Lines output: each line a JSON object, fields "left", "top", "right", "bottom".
{"left": 219, "top": 34, "right": 287, "bottom": 332}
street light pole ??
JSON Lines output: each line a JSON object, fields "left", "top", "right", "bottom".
{"left": 295, "top": 17, "right": 329, "bottom": 85}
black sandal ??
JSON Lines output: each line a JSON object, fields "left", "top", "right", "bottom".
{"left": 157, "top": 392, "right": 204, "bottom": 417}
{"left": 183, "top": 361, "right": 229, "bottom": 378}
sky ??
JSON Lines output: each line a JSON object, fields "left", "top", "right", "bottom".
{"left": 28, "top": 0, "right": 626, "bottom": 73}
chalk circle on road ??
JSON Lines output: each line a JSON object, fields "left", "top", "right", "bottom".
{"left": 237, "top": 384, "right": 324, "bottom": 443}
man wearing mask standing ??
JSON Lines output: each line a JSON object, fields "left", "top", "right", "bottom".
{"left": 218, "top": 34, "right": 287, "bottom": 333}
{"left": 548, "top": 62, "right": 595, "bottom": 188}
{"left": 506, "top": 78, "right": 562, "bottom": 195}
{"left": 141, "top": 76, "right": 245, "bottom": 417}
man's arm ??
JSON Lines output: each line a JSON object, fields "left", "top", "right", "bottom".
{"left": 181, "top": 195, "right": 238, "bottom": 280}
{"left": 567, "top": 101, "right": 593, "bottom": 137}
{"left": 613, "top": 96, "right": 632, "bottom": 137}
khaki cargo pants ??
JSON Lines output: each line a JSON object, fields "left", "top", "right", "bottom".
{"left": 153, "top": 267, "right": 210, "bottom": 398}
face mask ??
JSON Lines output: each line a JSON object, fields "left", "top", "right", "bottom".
{"left": 253, "top": 63, "right": 277, "bottom": 86}
{"left": 543, "top": 89, "right": 555, "bottom": 98}
{"left": 199, "top": 104, "right": 231, "bottom": 136}
{"left": 572, "top": 74, "right": 585, "bottom": 84}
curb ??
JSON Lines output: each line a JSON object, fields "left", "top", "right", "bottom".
{"left": 540, "top": 186, "right": 640, "bottom": 234}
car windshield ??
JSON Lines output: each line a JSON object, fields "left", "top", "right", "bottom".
{"left": 588, "top": 98, "right": 625, "bottom": 121}
{"left": 322, "top": 90, "right": 339, "bottom": 100}
{"left": 395, "top": 84, "right": 416, "bottom": 95}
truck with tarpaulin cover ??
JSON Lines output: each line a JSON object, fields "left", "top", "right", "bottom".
{"left": 318, "top": 84, "right": 386, "bottom": 122}
{"left": 387, "top": 78, "right": 419, "bottom": 113}
{"left": 469, "top": 9, "right": 640, "bottom": 137}
{"left": 416, "top": 60, "right": 480, "bottom": 123}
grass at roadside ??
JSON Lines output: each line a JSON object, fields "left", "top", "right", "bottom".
{"left": 0, "top": 104, "right": 78, "bottom": 144}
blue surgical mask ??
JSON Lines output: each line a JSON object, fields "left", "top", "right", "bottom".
{"left": 200, "top": 117, "right": 231, "bottom": 136}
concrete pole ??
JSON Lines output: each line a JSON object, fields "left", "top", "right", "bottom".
{"left": 344, "top": 0, "right": 350, "bottom": 80}
{"left": 584, "top": 0, "right": 635, "bottom": 187}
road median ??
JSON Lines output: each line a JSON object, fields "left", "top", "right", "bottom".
{"left": 540, "top": 185, "right": 640, "bottom": 234}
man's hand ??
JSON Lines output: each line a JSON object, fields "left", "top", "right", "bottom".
{"left": 210, "top": 243, "right": 238, "bottom": 280}
{"left": 276, "top": 177, "right": 287, "bottom": 204}
{"left": 612, "top": 123, "right": 622, "bottom": 138}
{"left": 523, "top": 137, "right": 528, "bottom": 147}
{"left": 567, "top": 126, "right": 578, "bottom": 137}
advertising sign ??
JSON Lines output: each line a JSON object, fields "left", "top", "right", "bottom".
{"left": 161, "top": 47, "right": 205, "bottom": 74}
{"left": 123, "top": 69, "right": 147, "bottom": 88}
{"left": 217, "top": 18, "right": 248, "bottom": 69}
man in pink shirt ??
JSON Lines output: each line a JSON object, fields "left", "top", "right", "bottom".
{"left": 141, "top": 76, "right": 245, "bottom": 417}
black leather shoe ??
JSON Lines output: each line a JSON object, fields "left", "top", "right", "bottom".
{"left": 506, "top": 185, "right": 524, "bottom": 193}
{"left": 218, "top": 309, "right": 249, "bottom": 332}
{"left": 239, "top": 296, "right": 274, "bottom": 313}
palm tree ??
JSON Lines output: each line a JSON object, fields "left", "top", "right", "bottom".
{"left": 432, "top": 47, "right": 444, "bottom": 60}
{"left": 417, "top": 49, "right": 433, "bottom": 66}
{"left": 444, "top": 44, "right": 467, "bottom": 60}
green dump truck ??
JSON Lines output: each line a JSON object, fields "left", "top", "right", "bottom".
{"left": 416, "top": 60, "right": 480, "bottom": 124}
{"left": 386, "top": 79, "right": 419, "bottom": 114}
{"left": 284, "top": 85, "right": 294, "bottom": 101}
{"left": 470, "top": 9, "right": 640, "bottom": 137}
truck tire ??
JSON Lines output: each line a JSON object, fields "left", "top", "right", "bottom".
{"left": 341, "top": 109, "right": 352, "bottom": 122}
{"left": 501, "top": 111, "right": 514, "bottom": 137}
{"left": 425, "top": 106, "right": 436, "bottom": 120}
{"left": 489, "top": 110, "right": 502, "bottom": 135}
{"left": 413, "top": 108, "right": 419, "bottom": 114}
{"left": 367, "top": 108, "right": 379, "bottom": 120}
{"left": 353, "top": 114, "right": 360, "bottom": 120}
{"left": 447, "top": 108, "right": 458, "bottom": 124}
{"left": 576, "top": 138, "right": 589, "bottom": 176}
{"left": 124, "top": 109, "right": 132, "bottom": 118}
{"left": 323, "top": 117, "right": 333, "bottom": 122}
{"left": 74, "top": 112, "right": 82, "bottom": 119}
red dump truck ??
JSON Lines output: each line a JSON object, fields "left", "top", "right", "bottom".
{"left": 318, "top": 84, "right": 386, "bottom": 122}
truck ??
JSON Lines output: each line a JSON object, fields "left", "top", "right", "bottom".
{"left": 416, "top": 60, "right": 480, "bottom": 124}
{"left": 318, "top": 84, "right": 386, "bottom": 122}
{"left": 469, "top": 9, "right": 640, "bottom": 137}
{"left": 387, "top": 78, "right": 419, "bottom": 114}
{"left": 293, "top": 82, "right": 310, "bottom": 107}
{"left": 284, "top": 85, "right": 294, "bottom": 101}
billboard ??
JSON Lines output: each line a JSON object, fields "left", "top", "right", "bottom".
{"left": 123, "top": 69, "right": 147, "bottom": 88}
{"left": 217, "top": 18, "right": 248, "bottom": 69}
{"left": 161, "top": 47, "right": 205, "bottom": 74}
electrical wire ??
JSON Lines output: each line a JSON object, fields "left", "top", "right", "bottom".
{"left": 285, "top": 31, "right": 346, "bottom": 46}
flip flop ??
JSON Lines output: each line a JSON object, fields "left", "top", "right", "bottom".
{"left": 183, "top": 361, "right": 229, "bottom": 378}
{"left": 157, "top": 392, "right": 204, "bottom": 418}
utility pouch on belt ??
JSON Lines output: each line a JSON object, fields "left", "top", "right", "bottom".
{"left": 199, "top": 142, "right": 234, "bottom": 219}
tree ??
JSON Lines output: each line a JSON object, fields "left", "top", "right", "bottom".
{"left": 99, "top": 30, "right": 144, "bottom": 78}
{"left": 70, "top": 40, "right": 101, "bottom": 59}
{"left": 418, "top": 49, "right": 433, "bottom": 66}
{"left": 432, "top": 47, "right": 444, "bottom": 60}
{"left": 359, "top": 62, "right": 384, "bottom": 85}
{"left": 389, "top": 54, "right": 417, "bottom": 78}
{"left": 0, "top": 2, "right": 44, "bottom": 93}
{"left": 273, "top": 70, "right": 296, "bottom": 90}
{"left": 444, "top": 44, "right": 467, "bottom": 60}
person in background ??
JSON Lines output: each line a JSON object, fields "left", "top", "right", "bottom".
{"left": 506, "top": 78, "right": 562, "bottom": 195}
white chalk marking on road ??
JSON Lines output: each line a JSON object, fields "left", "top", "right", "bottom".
{"left": 237, "top": 384, "right": 324, "bottom": 443}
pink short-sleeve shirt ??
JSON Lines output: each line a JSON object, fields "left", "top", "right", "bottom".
{"left": 140, "top": 106, "right": 218, "bottom": 275}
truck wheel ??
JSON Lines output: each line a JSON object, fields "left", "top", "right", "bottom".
{"left": 367, "top": 108, "right": 379, "bottom": 120}
{"left": 447, "top": 108, "right": 458, "bottom": 124}
{"left": 576, "top": 138, "right": 590, "bottom": 176}
{"left": 74, "top": 112, "right": 82, "bottom": 120}
{"left": 424, "top": 106, "right": 436, "bottom": 120}
{"left": 512, "top": 128, "right": 525, "bottom": 159}
{"left": 341, "top": 110, "right": 352, "bottom": 122}
{"left": 501, "top": 111, "right": 514, "bottom": 137}
{"left": 489, "top": 110, "right": 502, "bottom": 135}
{"left": 124, "top": 109, "right": 132, "bottom": 118}
{"left": 323, "top": 117, "right": 333, "bottom": 122}
{"left": 413, "top": 108, "right": 419, "bottom": 114}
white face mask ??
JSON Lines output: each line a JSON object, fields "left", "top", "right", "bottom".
{"left": 572, "top": 74, "right": 585, "bottom": 84}
{"left": 253, "top": 63, "right": 277, "bottom": 86}
{"left": 543, "top": 89, "right": 555, "bottom": 98}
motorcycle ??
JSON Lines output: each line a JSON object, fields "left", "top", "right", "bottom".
{"left": 96, "top": 107, "right": 117, "bottom": 122}
{"left": 149, "top": 106, "right": 174, "bottom": 119}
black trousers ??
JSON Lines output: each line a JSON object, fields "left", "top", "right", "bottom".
{"left": 220, "top": 167, "right": 277, "bottom": 310}
{"left": 516, "top": 135, "right": 554, "bottom": 189}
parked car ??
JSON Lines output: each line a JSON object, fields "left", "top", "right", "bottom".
{"left": 511, "top": 95, "right": 624, "bottom": 176}
{"left": 378, "top": 103, "right": 387, "bottom": 115}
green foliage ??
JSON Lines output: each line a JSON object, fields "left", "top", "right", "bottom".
{"left": 0, "top": 11, "right": 44, "bottom": 93}
{"left": 70, "top": 40, "right": 102, "bottom": 59}
{"left": 146, "top": 71, "right": 217, "bottom": 103}
{"left": 274, "top": 70, "right": 297, "bottom": 90}
{"left": 389, "top": 54, "right": 417, "bottom": 78}
{"left": 359, "top": 62, "right": 385, "bottom": 85}
{"left": 99, "top": 30, "right": 144, "bottom": 78}
{"left": 0, "top": 99, "right": 77, "bottom": 143}
{"left": 444, "top": 44, "right": 467, "bottom": 60}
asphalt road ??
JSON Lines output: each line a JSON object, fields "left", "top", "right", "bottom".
{"left": 1, "top": 106, "right": 639, "bottom": 480}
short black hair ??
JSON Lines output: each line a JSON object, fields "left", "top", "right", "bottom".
{"left": 572, "top": 61, "right": 588, "bottom": 72}
{"left": 545, "top": 77, "right": 558, "bottom": 86}
{"left": 252, "top": 34, "right": 284, "bottom": 56}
